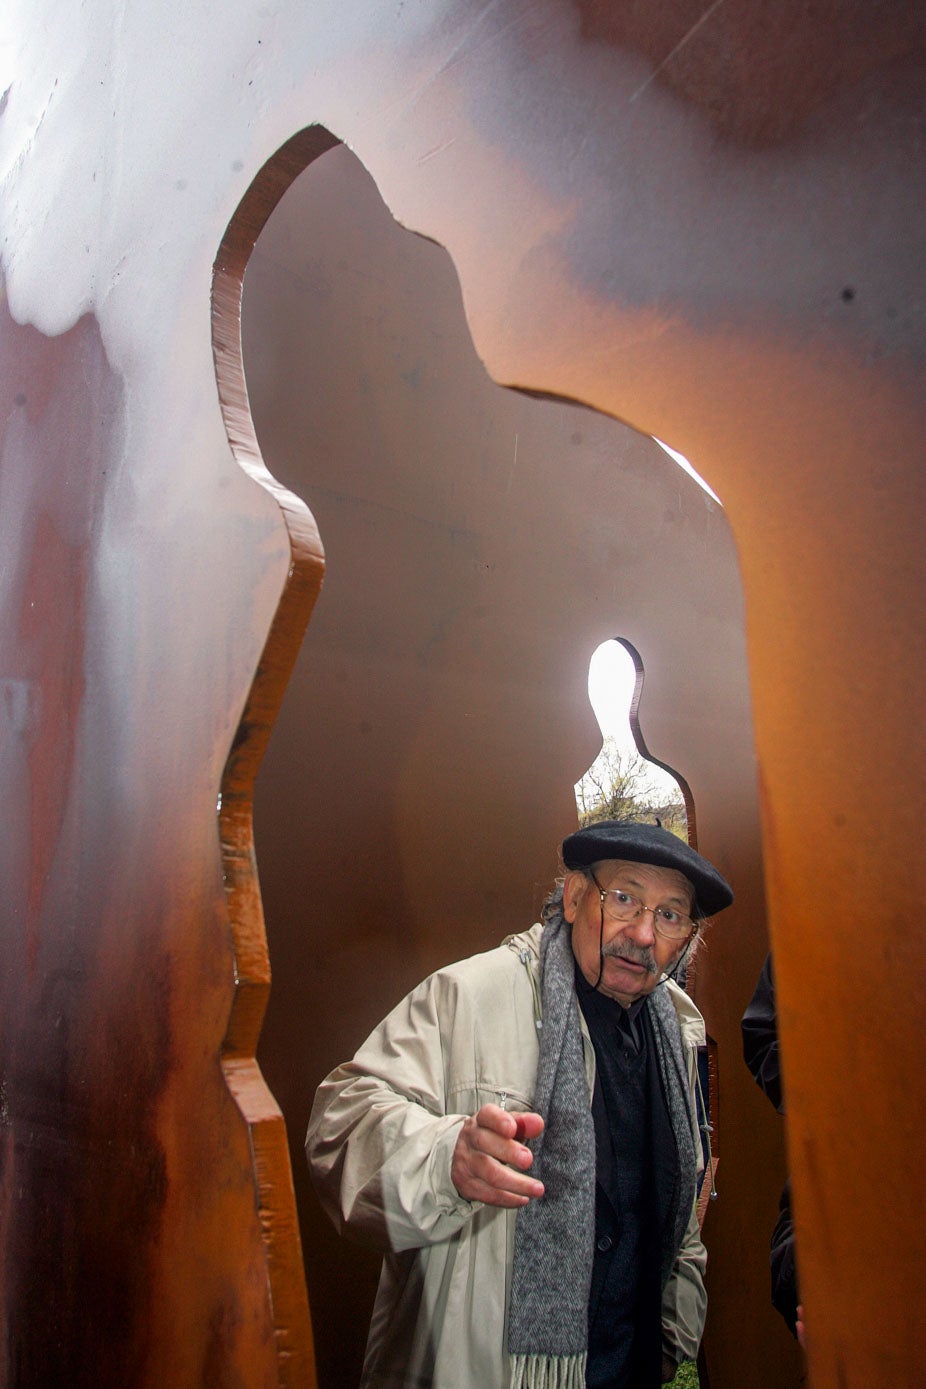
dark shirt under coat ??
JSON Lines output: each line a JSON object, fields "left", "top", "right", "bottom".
{"left": 576, "top": 967, "right": 680, "bottom": 1388}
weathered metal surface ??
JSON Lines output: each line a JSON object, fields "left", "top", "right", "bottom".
{"left": 241, "top": 142, "right": 768, "bottom": 1389}
{"left": 1, "top": 3, "right": 923, "bottom": 1387}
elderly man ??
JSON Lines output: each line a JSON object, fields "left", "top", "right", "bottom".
{"left": 307, "top": 820, "right": 733, "bottom": 1389}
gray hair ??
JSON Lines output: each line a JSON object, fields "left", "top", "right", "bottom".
{"left": 540, "top": 877, "right": 570, "bottom": 926}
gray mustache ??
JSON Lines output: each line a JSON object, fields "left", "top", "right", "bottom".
{"left": 601, "top": 941, "right": 658, "bottom": 975}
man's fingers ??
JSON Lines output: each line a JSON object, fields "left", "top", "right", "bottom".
{"left": 468, "top": 1109, "right": 543, "bottom": 1172}
{"left": 466, "top": 1181, "right": 533, "bottom": 1209}
{"left": 472, "top": 1104, "right": 545, "bottom": 1145}
{"left": 464, "top": 1155, "right": 544, "bottom": 1205}
{"left": 451, "top": 1111, "right": 545, "bottom": 1203}
{"left": 511, "top": 1111, "right": 544, "bottom": 1141}
{"left": 471, "top": 1103, "right": 517, "bottom": 1135}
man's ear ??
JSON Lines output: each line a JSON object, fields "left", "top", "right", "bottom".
{"left": 562, "top": 871, "right": 587, "bottom": 923}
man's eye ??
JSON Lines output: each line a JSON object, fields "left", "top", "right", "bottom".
{"left": 658, "top": 908, "right": 681, "bottom": 924}
{"left": 613, "top": 892, "right": 634, "bottom": 905}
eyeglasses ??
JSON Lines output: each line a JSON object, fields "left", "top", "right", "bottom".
{"left": 589, "top": 871, "right": 695, "bottom": 942}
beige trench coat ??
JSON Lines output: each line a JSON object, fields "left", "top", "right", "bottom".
{"left": 306, "top": 925, "right": 708, "bottom": 1388}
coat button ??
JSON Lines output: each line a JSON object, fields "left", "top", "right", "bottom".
{"left": 596, "top": 1235, "right": 613, "bottom": 1252}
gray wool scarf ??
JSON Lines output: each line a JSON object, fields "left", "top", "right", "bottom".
{"left": 507, "top": 910, "right": 699, "bottom": 1389}
{"left": 648, "top": 983, "right": 699, "bottom": 1291}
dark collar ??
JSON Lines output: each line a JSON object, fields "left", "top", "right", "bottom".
{"left": 573, "top": 958, "right": 649, "bottom": 1022}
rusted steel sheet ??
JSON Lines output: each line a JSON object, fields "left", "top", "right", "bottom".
{"left": 242, "top": 145, "right": 772, "bottom": 1387}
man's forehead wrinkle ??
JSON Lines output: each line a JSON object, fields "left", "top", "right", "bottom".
{"left": 598, "top": 860, "right": 693, "bottom": 908}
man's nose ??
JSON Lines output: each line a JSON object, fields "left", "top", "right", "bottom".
{"left": 625, "top": 907, "right": 657, "bottom": 944}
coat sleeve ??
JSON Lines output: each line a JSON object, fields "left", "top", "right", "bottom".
{"left": 660, "top": 1199, "right": 708, "bottom": 1366}
{"left": 305, "top": 970, "right": 480, "bottom": 1253}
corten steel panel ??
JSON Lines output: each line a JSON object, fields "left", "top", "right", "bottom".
{"left": 241, "top": 144, "right": 774, "bottom": 1389}
{"left": 0, "top": 297, "right": 308, "bottom": 1386}
{"left": 1, "top": 3, "right": 924, "bottom": 1388}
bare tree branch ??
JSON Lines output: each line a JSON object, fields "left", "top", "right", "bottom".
{"left": 575, "top": 736, "right": 687, "bottom": 839}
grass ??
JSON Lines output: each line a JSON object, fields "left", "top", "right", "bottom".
{"left": 669, "top": 1361, "right": 699, "bottom": 1388}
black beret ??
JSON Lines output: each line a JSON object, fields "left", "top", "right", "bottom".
{"left": 561, "top": 819, "right": 733, "bottom": 918}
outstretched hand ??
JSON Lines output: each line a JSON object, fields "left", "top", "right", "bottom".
{"left": 451, "top": 1103, "right": 545, "bottom": 1207}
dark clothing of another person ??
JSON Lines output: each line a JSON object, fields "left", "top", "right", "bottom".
{"left": 741, "top": 954, "right": 784, "bottom": 1113}
{"left": 769, "top": 1180, "right": 799, "bottom": 1338}
{"left": 741, "top": 955, "right": 800, "bottom": 1338}
{"left": 576, "top": 967, "right": 676, "bottom": 1387}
